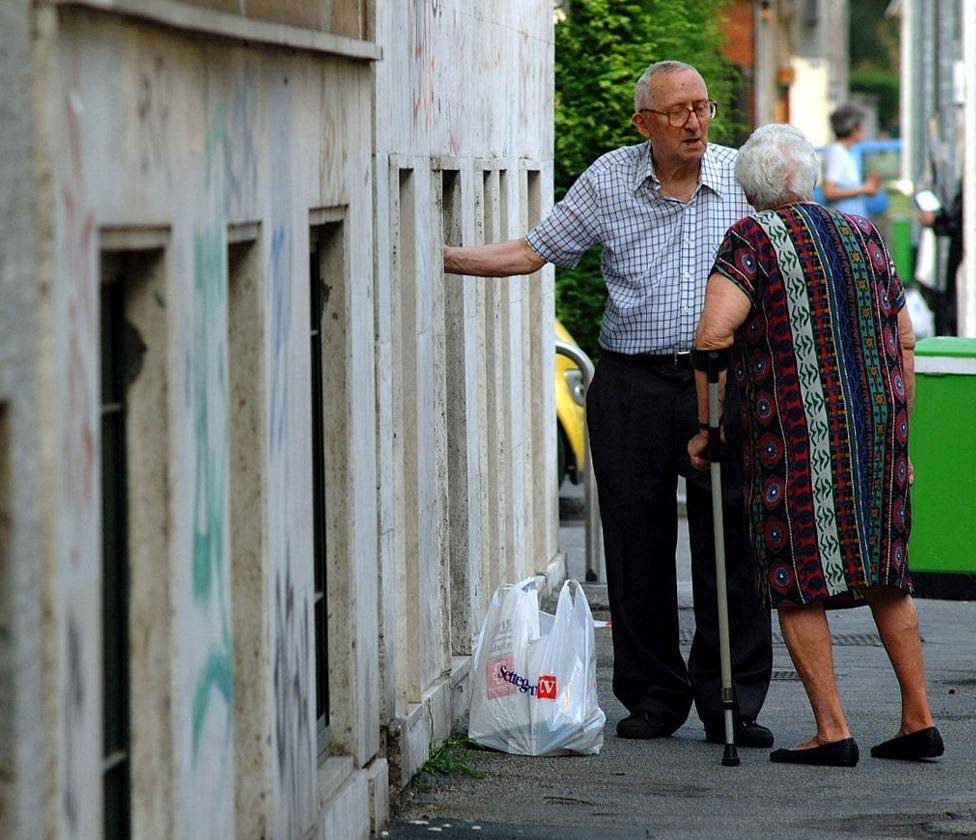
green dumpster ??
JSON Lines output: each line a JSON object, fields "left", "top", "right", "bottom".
{"left": 908, "top": 337, "right": 976, "bottom": 599}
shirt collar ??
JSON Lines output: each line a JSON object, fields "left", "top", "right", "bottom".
{"left": 634, "top": 141, "right": 726, "bottom": 197}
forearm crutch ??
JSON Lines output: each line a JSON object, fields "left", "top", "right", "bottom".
{"left": 693, "top": 348, "right": 739, "bottom": 768}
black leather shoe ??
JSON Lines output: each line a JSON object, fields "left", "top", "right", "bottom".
{"left": 769, "top": 738, "right": 859, "bottom": 767}
{"left": 616, "top": 713, "right": 670, "bottom": 740}
{"left": 704, "top": 716, "right": 774, "bottom": 748}
{"left": 871, "top": 727, "right": 944, "bottom": 760}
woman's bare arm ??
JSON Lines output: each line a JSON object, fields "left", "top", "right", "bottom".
{"left": 898, "top": 304, "right": 916, "bottom": 413}
{"left": 688, "top": 273, "right": 752, "bottom": 470}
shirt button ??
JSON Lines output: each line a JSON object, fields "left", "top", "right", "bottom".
{"left": 682, "top": 271, "right": 690, "bottom": 280}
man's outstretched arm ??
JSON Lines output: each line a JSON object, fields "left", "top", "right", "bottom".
{"left": 443, "top": 238, "right": 547, "bottom": 277}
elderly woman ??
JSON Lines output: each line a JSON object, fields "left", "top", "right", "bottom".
{"left": 688, "top": 124, "right": 943, "bottom": 767}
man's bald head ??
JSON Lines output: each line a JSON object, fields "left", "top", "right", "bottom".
{"left": 634, "top": 60, "right": 705, "bottom": 112}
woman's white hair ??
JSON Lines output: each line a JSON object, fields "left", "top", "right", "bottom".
{"left": 734, "top": 124, "right": 820, "bottom": 210}
{"left": 633, "top": 60, "right": 703, "bottom": 112}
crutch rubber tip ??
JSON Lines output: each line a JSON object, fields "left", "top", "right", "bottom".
{"left": 722, "top": 745, "right": 740, "bottom": 767}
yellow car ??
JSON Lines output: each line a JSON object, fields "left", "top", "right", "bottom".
{"left": 555, "top": 320, "right": 587, "bottom": 488}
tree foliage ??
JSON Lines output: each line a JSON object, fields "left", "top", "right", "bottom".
{"left": 850, "top": 69, "right": 900, "bottom": 137}
{"left": 849, "top": 0, "right": 899, "bottom": 73}
{"left": 553, "top": 0, "right": 741, "bottom": 357}
{"left": 848, "top": 0, "right": 900, "bottom": 138}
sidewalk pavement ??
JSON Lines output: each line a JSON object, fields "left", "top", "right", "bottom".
{"left": 386, "top": 484, "right": 976, "bottom": 839}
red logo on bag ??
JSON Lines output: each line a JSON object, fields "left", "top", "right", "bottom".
{"left": 537, "top": 675, "right": 557, "bottom": 700}
{"left": 487, "top": 656, "right": 516, "bottom": 699}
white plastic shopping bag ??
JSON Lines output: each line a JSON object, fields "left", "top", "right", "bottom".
{"left": 905, "top": 287, "right": 935, "bottom": 339}
{"left": 468, "top": 577, "right": 605, "bottom": 756}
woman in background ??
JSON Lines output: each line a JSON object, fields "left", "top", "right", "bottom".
{"left": 823, "top": 102, "right": 881, "bottom": 217}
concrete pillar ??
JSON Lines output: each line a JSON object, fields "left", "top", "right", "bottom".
{"left": 962, "top": 0, "right": 976, "bottom": 335}
{"left": 0, "top": 1, "right": 46, "bottom": 837}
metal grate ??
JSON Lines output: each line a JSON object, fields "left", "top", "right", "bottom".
{"left": 828, "top": 632, "right": 884, "bottom": 647}
{"left": 679, "top": 629, "right": 883, "bottom": 647}
{"left": 771, "top": 669, "right": 800, "bottom": 681}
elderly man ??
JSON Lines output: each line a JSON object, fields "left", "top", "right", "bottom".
{"left": 444, "top": 61, "right": 773, "bottom": 745}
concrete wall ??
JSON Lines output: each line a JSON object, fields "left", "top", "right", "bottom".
{"left": 26, "top": 5, "right": 381, "bottom": 836}
{"left": 372, "top": 0, "right": 559, "bottom": 792}
{"left": 732, "top": 0, "right": 845, "bottom": 141}
{"left": 742, "top": 0, "right": 796, "bottom": 127}
{"left": 0, "top": 0, "right": 46, "bottom": 835}
{"left": 0, "top": 0, "right": 556, "bottom": 837}
{"left": 789, "top": 0, "right": 849, "bottom": 146}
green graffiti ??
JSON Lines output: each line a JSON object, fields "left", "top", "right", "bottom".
{"left": 189, "top": 107, "right": 236, "bottom": 761}
{"left": 191, "top": 225, "right": 228, "bottom": 603}
{"left": 192, "top": 649, "right": 235, "bottom": 754}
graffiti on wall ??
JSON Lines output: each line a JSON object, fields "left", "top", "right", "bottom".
{"left": 135, "top": 53, "right": 171, "bottom": 176}
{"left": 182, "top": 105, "right": 235, "bottom": 835}
{"left": 60, "top": 91, "right": 99, "bottom": 839}
{"left": 62, "top": 93, "right": 97, "bottom": 550}
{"left": 227, "top": 64, "right": 258, "bottom": 218}
{"left": 266, "top": 69, "right": 315, "bottom": 835}
{"left": 410, "top": 1, "right": 435, "bottom": 134}
{"left": 272, "top": 561, "right": 311, "bottom": 836}
{"left": 189, "top": 217, "right": 234, "bottom": 758}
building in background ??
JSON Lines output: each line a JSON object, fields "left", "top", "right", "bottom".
{"left": 0, "top": 2, "right": 559, "bottom": 838}
{"left": 890, "top": 0, "right": 975, "bottom": 335}
{"left": 723, "top": 0, "right": 849, "bottom": 144}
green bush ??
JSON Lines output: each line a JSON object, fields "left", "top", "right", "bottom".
{"left": 850, "top": 69, "right": 900, "bottom": 137}
{"left": 553, "top": 0, "right": 741, "bottom": 358}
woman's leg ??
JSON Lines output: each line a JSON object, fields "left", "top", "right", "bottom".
{"left": 777, "top": 602, "right": 852, "bottom": 747}
{"left": 863, "top": 586, "right": 934, "bottom": 735}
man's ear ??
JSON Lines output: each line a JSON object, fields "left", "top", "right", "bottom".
{"left": 632, "top": 112, "right": 651, "bottom": 140}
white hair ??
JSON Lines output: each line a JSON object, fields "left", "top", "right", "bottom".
{"left": 734, "top": 124, "right": 820, "bottom": 210}
{"left": 633, "top": 60, "right": 703, "bottom": 112}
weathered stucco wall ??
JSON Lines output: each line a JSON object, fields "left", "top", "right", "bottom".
{"left": 373, "top": 0, "right": 558, "bottom": 789}
{"left": 2, "top": 0, "right": 555, "bottom": 837}
{"left": 0, "top": 1, "right": 46, "bottom": 837}
{"left": 24, "top": 4, "right": 380, "bottom": 836}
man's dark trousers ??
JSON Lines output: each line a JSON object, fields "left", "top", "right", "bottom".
{"left": 586, "top": 351, "right": 772, "bottom": 732}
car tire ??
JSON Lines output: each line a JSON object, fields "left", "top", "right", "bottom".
{"left": 557, "top": 423, "right": 567, "bottom": 491}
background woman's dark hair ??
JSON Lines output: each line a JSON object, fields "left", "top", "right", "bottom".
{"left": 830, "top": 102, "right": 866, "bottom": 139}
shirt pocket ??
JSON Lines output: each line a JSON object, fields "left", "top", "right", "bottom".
{"left": 604, "top": 230, "right": 669, "bottom": 293}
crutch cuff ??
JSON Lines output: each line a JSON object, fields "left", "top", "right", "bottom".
{"left": 691, "top": 347, "right": 732, "bottom": 373}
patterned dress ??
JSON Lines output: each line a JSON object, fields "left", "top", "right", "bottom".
{"left": 712, "top": 203, "right": 912, "bottom": 609}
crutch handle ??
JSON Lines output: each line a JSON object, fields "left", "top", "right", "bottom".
{"left": 691, "top": 348, "right": 732, "bottom": 460}
{"left": 690, "top": 347, "right": 731, "bottom": 383}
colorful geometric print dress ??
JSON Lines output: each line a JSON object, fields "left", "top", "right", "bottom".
{"left": 711, "top": 203, "right": 913, "bottom": 609}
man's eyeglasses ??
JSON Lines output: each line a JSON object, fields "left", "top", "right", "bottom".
{"left": 640, "top": 100, "right": 718, "bottom": 128}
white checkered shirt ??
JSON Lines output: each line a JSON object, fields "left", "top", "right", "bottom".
{"left": 526, "top": 141, "right": 753, "bottom": 354}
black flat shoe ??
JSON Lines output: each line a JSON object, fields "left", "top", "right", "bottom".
{"left": 769, "top": 738, "right": 859, "bottom": 767}
{"left": 871, "top": 727, "right": 944, "bottom": 760}
{"left": 704, "top": 716, "right": 775, "bottom": 748}
{"left": 616, "top": 713, "right": 671, "bottom": 740}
